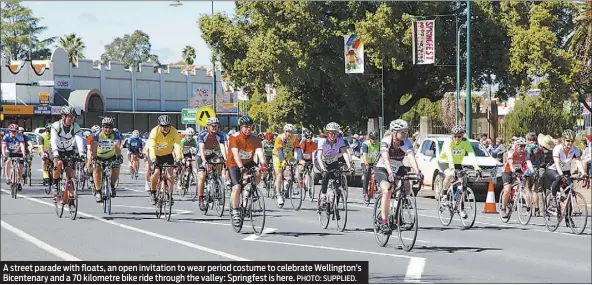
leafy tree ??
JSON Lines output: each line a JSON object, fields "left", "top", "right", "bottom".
{"left": 182, "top": 45, "right": 196, "bottom": 65}
{"left": 400, "top": 94, "right": 442, "bottom": 126}
{"left": 502, "top": 95, "right": 575, "bottom": 143}
{"left": 568, "top": 1, "right": 592, "bottom": 110}
{"left": 57, "top": 33, "right": 86, "bottom": 66}
{"left": 100, "top": 30, "right": 159, "bottom": 70}
{"left": 1, "top": 0, "right": 56, "bottom": 61}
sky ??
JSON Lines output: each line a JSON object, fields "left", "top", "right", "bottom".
{"left": 23, "top": 1, "right": 237, "bottom": 66}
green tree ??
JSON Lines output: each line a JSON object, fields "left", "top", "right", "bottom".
{"left": 1, "top": 0, "right": 56, "bottom": 61}
{"left": 400, "top": 94, "right": 442, "bottom": 126}
{"left": 57, "top": 33, "right": 86, "bottom": 66}
{"left": 100, "top": 30, "right": 159, "bottom": 70}
{"left": 182, "top": 45, "right": 196, "bottom": 65}
{"left": 502, "top": 95, "right": 575, "bottom": 142}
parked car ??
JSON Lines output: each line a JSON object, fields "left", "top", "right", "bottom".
{"left": 415, "top": 135, "right": 503, "bottom": 198}
{"left": 23, "top": 132, "right": 43, "bottom": 153}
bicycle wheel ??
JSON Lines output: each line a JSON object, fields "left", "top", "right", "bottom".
{"left": 214, "top": 177, "right": 225, "bottom": 217}
{"left": 498, "top": 190, "right": 512, "bottom": 223}
{"left": 54, "top": 181, "right": 63, "bottom": 217}
{"left": 155, "top": 184, "right": 164, "bottom": 219}
{"left": 10, "top": 170, "right": 17, "bottom": 199}
{"left": 164, "top": 191, "right": 173, "bottom": 222}
{"left": 231, "top": 189, "right": 245, "bottom": 233}
{"left": 317, "top": 189, "right": 330, "bottom": 229}
{"left": 437, "top": 189, "right": 453, "bottom": 226}
{"left": 517, "top": 191, "right": 533, "bottom": 225}
{"left": 68, "top": 181, "right": 78, "bottom": 220}
{"left": 103, "top": 177, "right": 111, "bottom": 215}
{"left": 543, "top": 194, "right": 560, "bottom": 232}
{"left": 27, "top": 166, "right": 32, "bottom": 187}
{"left": 341, "top": 174, "right": 348, "bottom": 202}
{"left": 397, "top": 194, "right": 418, "bottom": 252}
{"left": 568, "top": 192, "right": 588, "bottom": 235}
{"left": 460, "top": 187, "right": 477, "bottom": 229}
{"left": 250, "top": 186, "right": 266, "bottom": 235}
{"left": 306, "top": 170, "right": 315, "bottom": 201}
{"left": 335, "top": 189, "right": 348, "bottom": 232}
{"left": 373, "top": 194, "right": 390, "bottom": 247}
{"left": 290, "top": 178, "right": 303, "bottom": 211}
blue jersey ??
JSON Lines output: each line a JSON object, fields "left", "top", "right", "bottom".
{"left": 128, "top": 137, "right": 144, "bottom": 152}
{"left": 2, "top": 134, "right": 25, "bottom": 154}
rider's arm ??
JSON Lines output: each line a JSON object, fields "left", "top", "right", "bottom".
{"left": 219, "top": 133, "right": 228, "bottom": 160}
{"left": 379, "top": 138, "right": 392, "bottom": 175}
{"left": 255, "top": 147, "right": 266, "bottom": 166}
{"left": 113, "top": 132, "right": 122, "bottom": 156}
{"left": 361, "top": 142, "right": 369, "bottom": 165}
{"left": 74, "top": 128, "right": 84, "bottom": 156}
{"left": 198, "top": 133, "right": 207, "bottom": 162}
{"left": 50, "top": 124, "right": 59, "bottom": 156}
{"left": 403, "top": 139, "right": 421, "bottom": 174}
{"left": 19, "top": 136, "right": 26, "bottom": 155}
{"left": 2, "top": 141, "right": 7, "bottom": 157}
{"left": 147, "top": 127, "right": 158, "bottom": 162}
{"left": 463, "top": 141, "right": 480, "bottom": 170}
{"left": 90, "top": 133, "right": 99, "bottom": 158}
{"left": 340, "top": 146, "right": 352, "bottom": 169}
{"left": 552, "top": 145, "right": 563, "bottom": 174}
{"left": 275, "top": 136, "right": 285, "bottom": 162}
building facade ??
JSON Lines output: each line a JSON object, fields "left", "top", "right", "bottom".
{"left": 1, "top": 47, "right": 239, "bottom": 132}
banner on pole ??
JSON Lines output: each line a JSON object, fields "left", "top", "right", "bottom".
{"left": 412, "top": 20, "right": 435, "bottom": 65}
{"left": 265, "top": 84, "right": 276, "bottom": 102}
{"left": 344, "top": 34, "right": 364, "bottom": 74}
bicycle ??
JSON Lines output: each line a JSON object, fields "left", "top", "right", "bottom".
{"left": 262, "top": 158, "right": 274, "bottom": 198}
{"left": 544, "top": 175, "right": 589, "bottom": 235}
{"left": 129, "top": 152, "right": 140, "bottom": 180}
{"left": 154, "top": 162, "right": 178, "bottom": 222}
{"left": 201, "top": 157, "right": 226, "bottom": 217}
{"left": 437, "top": 168, "right": 480, "bottom": 230}
{"left": 300, "top": 160, "right": 315, "bottom": 202}
{"left": 317, "top": 164, "right": 350, "bottom": 232}
{"left": 231, "top": 165, "right": 266, "bottom": 235}
{"left": 43, "top": 156, "right": 54, "bottom": 194}
{"left": 372, "top": 168, "right": 422, "bottom": 252}
{"left": 75, "top": 155, "right": 87, "bottom": 193}
{"left": 54, "top": 154, "right": 81, "bottom": 220}
{"left": 363, "top": 163, "right": 377, "bottom": 206}
{"left": 499, "top": 171, "right": 534, "bottom": 225}
{"left": 22, "top": 155, "right": 32, "bottom": 187}
{"left": 275, "top": 158, "right": 303, "bottom": 210}
{"left": 7, "top": 157, "right": 23, "bottom": 199}
{"left": 179, "top": 157, "right": 196, "bottom": 198}
{"left": 95, "top": 159, "right": 118, "bottom": 216}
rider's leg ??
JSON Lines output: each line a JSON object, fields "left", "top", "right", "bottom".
{"left": 197, "top": 168, "right": 206, "bottom": 208}
{"left": 442, "top": 168, "right": 456, "bottom": 199}
{"left": 4, "top": 159, "right": 10, "bottom": 181}
{"left": 501, "top": 173, "right": 512, "bottom": 208}
{"left": 165, "top": 167, "right": 175, "bottom": 194}
{"left": 93, "top": 163, "right": 103, "bottom": 201}
{"left": 273, "top": 156, "right": 283, "bottom": 196}
{"left": 111, "top": 160, "right": 121, "bottom": 197}
{"left": 362, "top": 164, "right": 371, "bottom": 198}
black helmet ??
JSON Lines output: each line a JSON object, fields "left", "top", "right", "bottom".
{"left": 45, "top": 123, "right": 51, "bottom": 130}
{"left": 238, "top": 116, "right": 254, "bottom": 126}
{"left": 368, "top": 131, "right": 379, "bottom": 140}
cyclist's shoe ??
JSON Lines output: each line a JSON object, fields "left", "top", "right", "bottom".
{"left": 460, "top": 210, "right": 468, "bottom": 219}
{"left": 232, "top": 209, "right": 242, "bottom": 227}
{"left": 177, "top": 181, "right": 183, "bottom": 190}
{"left": 276, "top": 196, "right": 284, "bottom": 206}
{"left": 111, "top": 186, "right": 117, "bottom": 198}
{"left": 145, "top": 181, "right": 150, "bottom": 191}
{"left": 335, "top": 209, "right": 341, "bottom": 220}
{"left": 17, "top": 184, "right": 22, "bottom": 191}
{"left": 364, "top": 194, "right": 370, "bottom": 203}
{"left": 501, "top": 208, "right": 509, "bottom": 219}
{"left": 320, "top": 193, "right": 327, "bottom": 204}
{"left": 95, "top": 192, "right": 102, "bottom": 203}
{"left": 380, "top": 222, "right": 392, "bottom": 235}
{"left": 199, "top": 199, "right": 207, "bottom": 211}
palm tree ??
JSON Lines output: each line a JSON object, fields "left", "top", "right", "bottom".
{"left": 568, "top": 1, "right": 592, "bottom": 66}
{"left": 57, "top": 33, "right": 86, "bottom": 66}
{"left": 182, "top": 45, "right": 196, "bottom": 65}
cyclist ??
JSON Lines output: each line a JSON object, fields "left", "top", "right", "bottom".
{"left": 298, "top": 130, "right": 317, "bottom": 179}
{"left": 315, "top": 122, "right": 353, "bottom": 209}
{"left": 147, "top": 115, "right": 182, "bottom": 205}
{"left": 546, "top": 129, "right": 587, "bottom": 210}
{"left": 439, "top": 125, "right": 482, "bottom": 203}
{"left": 17, "top": 127, "right": 32, "bottom": 165}
{"left": 50, "top": 106, "right": 85, "bottom": 199}
{"left": 227, "top": 116, "right": 267, "bottom": 226}
{"left": 261, "top": 131, "right": 274, "bottom": 182}
{"left": 177, "top": 127, "right": 197, "bottom": 190}
{"left": 90, "top": 117, "right": 123, "bottom": 202}
{"left": 272, "top": 124, "right": 303, "bottom": 206}
{"left": 40, "top": 124, "right": 53, "bottom": 186}
{"left": 86, "top": 125, "right": 100, "bottom": 176}
{"left": 500, "top": 137, "right": 535, "bottom": 218}
{"left": 127, "top": 130, "right": 144, "bottom": 176}
{"left": 374, "top": 119, "right": 423, "bottom": 234}
{"left": 524, "top": 132, "right": 548, "bottom": 216}
{"left": 197, "top": 118, "right": 227, "bottom": 211}
{"left": 2, "top": 124, "right": 27, "bottom": 189}
{"left": 361, "top": 131, "right": 380, "bottom": 203}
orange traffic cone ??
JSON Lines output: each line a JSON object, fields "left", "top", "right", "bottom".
{"left": 483, "top": 181, "right": 498, "bottom": 214}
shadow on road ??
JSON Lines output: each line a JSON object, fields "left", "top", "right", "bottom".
{"left": 345, "top": 227, "right": 374, "bottom": 233}
{"left": 413, "top": 245, "right": 503, "bottom": 254}
{"left": 418, "top": 226, "right": 464, "bottom": 232}
{"left": 266, "top": 231, "right": 344, "bottom": 237}
{"left": 176, "top": 217, "right": 227, "bottom": 222}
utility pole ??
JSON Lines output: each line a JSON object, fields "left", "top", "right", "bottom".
{"left": 465, "top": 0, "right": 472, "bottom": 137}
{"left": 211, "top": 1, "right": 217, "bottom": 113}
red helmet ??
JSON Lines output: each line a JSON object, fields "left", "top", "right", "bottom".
{"left": 264, "top": 132, "right": 273, "bottom": 140}
{"left": 8, "top": 124, "right": 18, "bottom": 132}
{"left": 586, "top": 134, "right": 592, "bottom": 142}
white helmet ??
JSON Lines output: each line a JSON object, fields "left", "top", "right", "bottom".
{"left": 325, "top": 122, "right": 340, "bottom": 132}
{"left": 132, "top": 130, "right": 140, "bottom": 138}
{"left": 389, "top": 119, "right": 408, "bottom": 132}
{"left": 83, "top": 130, "right": 91, "bottom": 138}
{"left": 91, "top": 125, "right": 101, "bottom": 133}
{"left": 283, "top": 124, "right": 295, "bottom": 132}
{"left": 186, "top": 127, "right": 196, "bottom": 136}
{"left": 228, "top": 129, "right": 236, "bottom": 136}
{"left": 515, "top": 137, "right": 527, "bottom": 145}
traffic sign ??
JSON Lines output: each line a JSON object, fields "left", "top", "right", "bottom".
{"left": 196, "top": 105, "right": 216, "bottom": 127}
{"left": 181, "top": 108, "right": 197, "bottom": 124}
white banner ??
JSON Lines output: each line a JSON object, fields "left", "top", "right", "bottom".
{"left": 412, "top": 20, "right": 435, "bottom": 65}
{"left": 1, "top": 83, "right": 17, "bottom": 101}
{"left": 237, "top": 88, "right": 248, "bottom": 101}
{"left": 55, "top": 77, "right": 72, "bottom": 90}
{"left": 344, "top": 34, "right": 364, "bottom": 74}
{"left": 190, "top": 83, "right": 212, "bottom": 108}
{"left": 265, "top": 84, "right": 276, "bottom": 102}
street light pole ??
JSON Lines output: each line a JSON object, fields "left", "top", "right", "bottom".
{"left": 456, "top": 18, "right": 460, "bottom": 126}
{"left": 211, "top": 1, "right": 217, "bottom": 113}
{"left": 381, "top": 62, "right": 384, "bottom": 139}
{"left": 465, "top": 0, "right": 472, "bottom": 137}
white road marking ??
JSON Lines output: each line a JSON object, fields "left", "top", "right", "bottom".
{"left": 1, "top": 220, "right": 81, "bottom": 261}
{"left": 404, "top": 257, "right": 426, "bottom": 283}
{"left": 1, "top": 189, "right": 250, "bottom": 261}
{"left": 242, "top": 227, "right": 278, "bottom": 241}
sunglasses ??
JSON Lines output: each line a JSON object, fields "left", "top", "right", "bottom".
{"left": 454, "top": 135, "right": 463, "bottom": 138}
{"left": 241, "top": 125, "right": 253, "bottom": 129}
{"left": 103, "top": 126, "right": 112, "bottom": 129}
{"left": 160, "top": 125, "right": 171, "bottom": 128}
{"left": 565, "top": 139, "right": 573, "bottom": 143}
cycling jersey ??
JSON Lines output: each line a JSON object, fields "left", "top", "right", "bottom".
{"left": 93, "top": 131, "right": 121, "bottom": 159}
{"left": 50, "top": 120, "right": 84, "bottom": 155}
{"left": 262, "top": 140, "right": 274, "bottom": 157}
{"left": 128, "top": 137, "right": 144, "bottom": 152}
{"left": 226, "top": 132, "right": 261, "bottom": 168}
{"left": 362, "top": 140, "right": 380, "bottom": 164}
{"left": 300, "top": 140, "right": 317, "bottom": 161}
{"left": 439, "top": 138, "right": 476, "bottom": 169}
{"left": 273, "top": 133, "right": 300, "bottom": 160}
{"left": 147, "top": 125, "right": 182, "bottom": 161}
{"left": 504, "top": 150, "right": 531, "bottom": 173}
{"left": 549, "top": 144, "right": 581, "bottom": 172}
{"left": 41, "top": 132, "right": 51, "bottom": 152}
{"left": 375, "top": 135, "right": 413, "bottom": 169}
{"left": 318, "top": 137, "right": 347, "bottom": 164}
{"left": 2, "top": 134, "right": 25, "bottom": 154}
{"left": 525, "top": 143, "right": 545, "bottom": 169}
{"left": 181, "top": 137, "right": 197, "bottom": 156}
{"left": 198, "top": 130, "right": 226, "bottom": 156}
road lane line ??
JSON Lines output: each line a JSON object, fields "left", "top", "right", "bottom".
{"left": 1, "top": 220, "right": 81, "bottom": 261}
{"left": 404, "top": 257, "right": 426, "bottom": 283}
{"left": 242, "top": 228, "right": 278, "bottom": 241}
{"left": 1, "top": 189, "right": 250, "bottom": 261}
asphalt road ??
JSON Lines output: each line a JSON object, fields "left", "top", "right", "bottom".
{"left": 1, "top": 151, "right": 591, "bottom": 283}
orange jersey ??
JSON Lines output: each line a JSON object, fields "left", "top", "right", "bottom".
{"left": 300, "top": 140, "right": 317, "bottom": 160}
{"left": 86, "top": 135, "right": 93, "bottom": 146}
{"left": 227, "top": 133, "right": 262, "bottom": 168}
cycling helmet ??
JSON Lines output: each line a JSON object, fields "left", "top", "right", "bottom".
{"left": 186, "top": 127, "right": 196, "bottom": 136}
{"left": 8, "top": 124, "right": 17, "bottom": 132}
{"left": 45, "top": 123, "right": 51, "bottom": 130}
{"left": 325, "top": 122, "right": 340, "bottom": 132}
{"left": 265, "top": 132, "right": 273, "bottom": 140}
{"left": 368, "top": 131, "right": 379, "bottom": 140}
{"left": 562, "top": 129, "right": 576, "bottom": 140}
{"left": 60, "top": 105, "right": 76, "bottom": 116}
{"left": 113, "top": 128, "right": 119, "bottom": 132}
{"left": 238, "top": 115, "right": 254, "bottom": 126}
{"left": 91, "top": 125, "right": 101, "bottom": 133}
{"left": 451, "top": 125, "right": 466, "bottom": 135}
{"left": 283, "top": 124, "right": 295, "bottom": 132}
{"left": 515, "top": 137, "right": 527, "bottom": 145}
{"left": 158, "top": 115, "right": 171, "bottom": 126}
{"left": 389, "top": 119, "right": 409, "bottom": 132}
{"left": 207, "top": 117, "right": 220, "bottom": 126}
{"left": 304, "top": 130, "right": 313, "bottom": 138}
{"left": 228, "top": 129, "right": 236, "bottom": 136}
{"left": 132, "top": 130, "right": 140, "bottom": 138}
{"left": 83, "top": 130, "right": 91, "bottom": 138}
{"left": 101, "top": 117, "right": 114, "bottom": 126}
{"left": 18, "top": 126, "right": 24, "bottom": 132}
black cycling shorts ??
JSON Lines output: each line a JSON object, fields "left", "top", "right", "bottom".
{"left": 228, "top": 161, "right": 258, "bottom": 187}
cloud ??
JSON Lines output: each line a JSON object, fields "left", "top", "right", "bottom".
{"left": 78, "top": 13, "right": 99, "bottom": 23}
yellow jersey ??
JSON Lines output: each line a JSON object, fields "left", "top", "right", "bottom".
{"left": 147, "top": 125, "right": 182, "bottom": 161}
{"left": 272, "top": 133, "right": 300, "bottom": 158}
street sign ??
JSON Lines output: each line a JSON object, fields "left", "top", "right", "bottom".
{"left": 39, "top": 92, "right": 50, "bottom": 106}
{"left": 196, "top": 105, "right": 216, "bottom": 127}
{"left": 181, "top": 108, "right": 197, "bottom": 124}
{"left": 31, "top": 81, "right": 54, "bottom": 87}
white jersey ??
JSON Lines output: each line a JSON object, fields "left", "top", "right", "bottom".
{"left": 50, "top": 120, "right": 84, "bottom": 154}
{"left": 549, "top": 144, "right": 581, "bottom": 172}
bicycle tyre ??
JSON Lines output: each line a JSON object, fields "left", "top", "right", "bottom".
{"left": 568, "top": 192, "right": 588, "bottom": 235}
{"left": 373, "top": 194, "right": 390, "bottom": 247}
{"left": 517, "top": 191, "right": 533, "bottom": 226}
{"left": 543, "top": 194, "right": 560, "bottom": 232}
{"left": 250, "top": 186, "right": 266, "bottom": 235}
{"left": 438, "top": 189, "right": 453, "bottom": 226}
{"left": 10, "top": 170, "right": 17, "bottom": 199}
{"left": 499, "top": 190, "right": 512, "bottom": 223}
{"left": 397, "top": 194, "right": 418, "bottom": 252}
{"left": 336, "top": 189, "right": 348, "bottom": 232}
{"left": 317, "top": 188, "right": 330, "bottom": 229}
{"left": 290, "top": 178, "right": 303, "bottom": 211}
{"left": 460, "top": 187, "right": 477, "bottom": 229}
{"left": 155, "top": 183, "right": 164, "bottom": 219}
{"left": 68, "top": 180, "right": 78, "bottom": 220}
{"left": 201, "top": 180, "right": 211, "bottom": 215}
{"left": 165, "top": 191, "right": 173, "bottom": 222}
{"left": 214, "top": 177, "right": 225, "bottom": 217}
{"left": 104, "top": 177, "right": 111, "bottom": 215}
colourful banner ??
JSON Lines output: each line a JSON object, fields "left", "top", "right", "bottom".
{"left": 412, "top": 20, "right": 435, "bottom": 65}
{"left": 344, "top": 34, "right": 364, "bottom": 74}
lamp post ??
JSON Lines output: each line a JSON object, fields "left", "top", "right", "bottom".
{"left": 465, "top": 0, "right": 472, "bottom": 137}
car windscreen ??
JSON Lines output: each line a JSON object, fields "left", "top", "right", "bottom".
{"left": 437, "top": 141, "right": 489, "bottom": 157}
